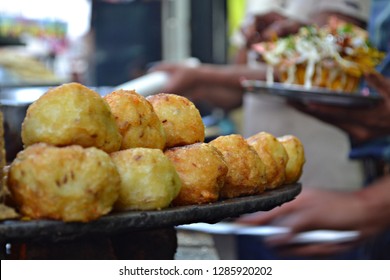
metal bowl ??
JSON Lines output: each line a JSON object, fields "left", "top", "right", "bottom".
{"left": 0, "top": 86, "right": 50, "bottom": 162}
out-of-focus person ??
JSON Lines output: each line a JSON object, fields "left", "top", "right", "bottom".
{"left": 151, "top": 0, "right": 370, "bottom": 192}
{"left": 237, "top": 72, "right": 390, "bottom": 259}
{"left": 236, "top": 0, "right": 390, "bottom": 259}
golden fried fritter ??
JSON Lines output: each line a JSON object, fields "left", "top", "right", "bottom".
{"left": 110, "top": 148, "right": 181, "bottom": 211}
{"left": 147, "top": 93, "right": 205, "bottom": 148}
{"left": 247, "top": 132, "right": 289, "bottom": 189}
{"left": 21, "top": 82, "right": 122, "bottom": 153}
{"left": 7, "top": 143, "right": 120, "bottom": 222}
{"left": 104, "top": 90, "right": 166, "bottom": 150}
{"left": 277, "top": 135, "right": 305, "bottom": 184}
{"left": 164, "top": 143, "right": 228, "bottom": 205}
{"left": 209, "top": 134, "right": 267, "bottom": 198}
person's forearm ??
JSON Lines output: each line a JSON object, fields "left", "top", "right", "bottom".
{"left": 196, "top": 64, "right": 267, "bottom": 89}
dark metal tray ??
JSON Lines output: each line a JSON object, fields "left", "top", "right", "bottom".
{"left": 0, "top": 183, "right": 301, "bottom": 242}
{"left": 242, "top": 80, "right": 383, "bottom": 107}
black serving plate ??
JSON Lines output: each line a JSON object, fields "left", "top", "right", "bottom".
{"left": 242, "top": 80, "right": 383, "bottom": 107}
{"left": 0, "top": 183, "right": 301, "bottom": 242}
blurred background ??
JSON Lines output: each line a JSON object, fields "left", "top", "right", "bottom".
{"left": 0, "top": 0, "right": 242, "bottom": 162}
{"left": 0, "top": 0, "right": 232, "bottom": 87}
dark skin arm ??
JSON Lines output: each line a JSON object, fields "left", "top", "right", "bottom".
{"left": 235, "top": 12, "right": 304, "bottom": 64}
{"left": 237, "top": 175, "right": 390, "bottom": 257}
{"left": 235, "top": 72, "right": 390, "bottom": 257}
{"left": 290, "top": 73, "right": 390, "bottom": 144}
{"left": 150, "top": 63, "right": 267, "bottom": 111}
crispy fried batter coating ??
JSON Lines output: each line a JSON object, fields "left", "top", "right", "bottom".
{"left": 247, "top": 132, "right": 289, "bottom": 189}
{"left": 277, "top": 135, "right": 305, "bottom": 184}
{"left": 7, "top": 143, "right": 120, "bottom": 222}
{"left": 104, "top": 90, "right": 166, "bottom": 150}
{"left": 21, "top": 82, "right": 122, "bottom": 153}
{"left": 110, "top": 148, "right": 181, "bottom": 211}
{"left": 164, "top": 143, "right": 228, "bottom": 205}
{"left": 209, "top": 134, "right": 267, "bottom": 198}
{"left": 147, "top": 93, "right": 205, "bottom": 148}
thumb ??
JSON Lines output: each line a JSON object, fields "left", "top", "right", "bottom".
{"left": 236, "top": 203, "right": 295, "bottom": 225}
{"left": 364, "top": 72, "right": 390, "bottom": 99}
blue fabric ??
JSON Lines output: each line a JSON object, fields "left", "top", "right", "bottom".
{"left": 349, "top": 137, "right": 390, "bottom": 162}
{"left": 368, "top": 0, "right": 390, "bottom": 70}
{"left": 368, "top": 0, "right": 390, "bottom": 55}
{"left": 336, "top": 1, "right": 390, "bottom": 260}
{"left": 349, "top": 0, "right": 390, "bottom": 163}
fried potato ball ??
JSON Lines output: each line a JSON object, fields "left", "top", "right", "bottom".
{"left": 21, "top": 82, "right": 122, "bottom": 153}
{"left": 209, "top": 134, "right": 267, "bottom": 198}
{"left": 104, "top": 90, "right": 166, "bottom": 150}
{"left": 7, "top": 143, "right": 121, "bottom": 222}
{"left": 147, "top": 93, "right": 205, "bottom": 148}
{"left": 277, "top": 135, "right": 305, "bottom": 184}
{"left": 164, "top": 143, "right": 228, "bottom": 206}
{"left": 110, "top": 148, "right": 181, "bottom": 211}
{"left": 247, "top": 132, "right": 289, "bottom": 189}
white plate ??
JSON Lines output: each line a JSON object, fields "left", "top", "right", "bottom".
{"left": 241, "top": 80, "right": 382, "bottom": 107}
{"left": 177, "top": 222, "right": 359, "bottom": 244}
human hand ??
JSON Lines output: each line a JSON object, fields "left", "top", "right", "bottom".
{"left": 238, "top": 188, "right": 368, "bottom": 233}
{"left": 241, "top": 12, "right": 305, "bottom": 47}
{"left": 149, "top": 63, "right": 244, "bottom": 111}
{"left": 260, "top": 18, "right": 304, "bottom": 42}
{"left": 290, "top": 72, "right": 390, "bottom": 144}
{"left": 236, "top": 188, "right": 374, "bottom": 257}
{"left": 149, "top": 63, "right": 200, "bottom": 94}
{"left": 241, "top": 12, "right": 287, "bottom": 47}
